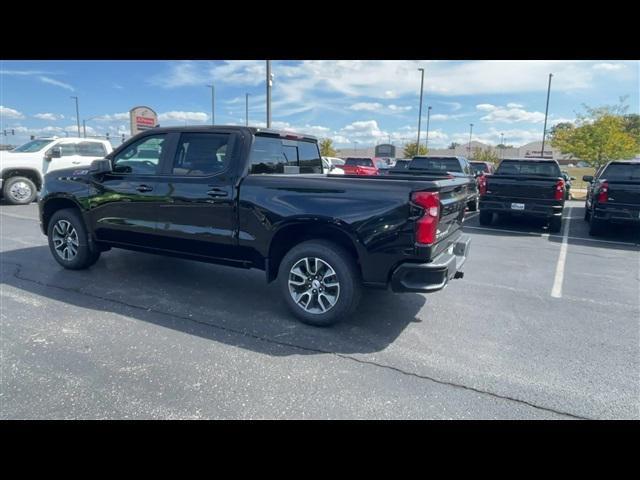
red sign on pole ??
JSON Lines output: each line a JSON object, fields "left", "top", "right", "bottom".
{"left": 129, "top": 106, "right": 158, "bottom": 136}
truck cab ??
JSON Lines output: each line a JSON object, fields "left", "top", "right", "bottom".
{"left": 0, "top": 136, "right": 113, "bottom": 204}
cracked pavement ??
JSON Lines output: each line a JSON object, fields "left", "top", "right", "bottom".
{"left": 1, "top": 201, "right": 639, "bottom": 419}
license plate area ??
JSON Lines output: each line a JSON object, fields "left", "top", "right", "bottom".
{"left": 511, "top": 203, "right": 525, "bottom": 210}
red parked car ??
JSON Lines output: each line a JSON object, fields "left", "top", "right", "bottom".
{"left": 342, "top": 157, "right": 387, "bottom": 175}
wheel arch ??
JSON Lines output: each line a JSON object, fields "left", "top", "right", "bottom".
{"left": 41, "top": 195, "right": 86, "bottom": 234}
{"left": 1, "top": 168, "right": 43, "bottom": 191}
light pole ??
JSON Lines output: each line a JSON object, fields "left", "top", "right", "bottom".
{"left": 541, "top": 73, "right": 553, "bottom": 158}
{"left": 207, "top": 85, "right": 215, "bottom": 125}
{"left": 245, "top": 93, "right": 250, "bottom": 126}
{"left": 82, "top": 115, "right": 101, "bottom": 138}
{"left": 70, "top": 96, "right": 80, "bottom": 137}
{"left": 416, "top": 68, "right": 425, "bottom": 154}
{"left": 500, "top": 132, "right": 505, "bottom": 158}
{"left": 425, "top": 105, "right": 432, "bottom": 151}
{"left": 266, "top": 60, "right": 273, "bottom": 128}
{"left": 353, "top": 140, "right": 358, "bottom": 154}
{"left": 468, "top": 123, "right": 474, "bottom": 157}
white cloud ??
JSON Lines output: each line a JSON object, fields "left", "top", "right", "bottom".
{"left": 450, "top": 127, "right": 543, "bottom": 147}
{"left": 350, "top": 102, "right": 383, "bottom": 111}
{"left": 0, "top": 106, "right": 25, "bottom": 119}
{"left": 506, "top": 102, "right": 524, "bottom": 108}
{"left": 388, "top": 104, "right": 412, "bottom": 112}
{"left": 95, "top": 112, "right": 130, "bottom": 122}
{"left": 477, "top": 103, "right": 545, "bottom": 124}
{"left": 150, "top": 60, "right": 265, "bottom": 88}
{"left": 34, "top": 113, "right": 64, "bottom": 121}
{"left": 592, "top": 63, "right": 626, "bottom": 71}
{"left": 157, "top": 111, "right": 209, "bottom": 123}
{"left": 476, "top": 104, "right": 496, "bottom": 112}
{"left": 39, "top": 76, "right": 74, "bottom": 91}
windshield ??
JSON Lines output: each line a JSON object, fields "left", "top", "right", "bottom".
{"left": 345, "top": 158, "right": 374, "bottom": 167}
{"left": 601, "top": 163, "right": 640, "bottom": 180}
{"left": 496, "top": 160, "right": 561, "bottom": 177}
{"left": 409, "top": 157, "right": 463, "bottom": 172}
{"left": 12, "top": 139, "right": 55, "bottom": 152}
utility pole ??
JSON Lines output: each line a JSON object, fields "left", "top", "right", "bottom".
{"left": 541, "top": 73, "right": 553, "bottom": 158}
{"left": 266, "top": 60, "right": 272, "bottom": 128}
{"left": 207, "top": 85, "right": 215, "bottom": 125}
{"left": 468, "top": 123, "right": 474, "bottom": 157}
{"left": 416, "top": 68, "right": 425, "bottom": 153}
{"left": 245, "top": 93, "right": 250, "bottom": 126}
{"left": 70, "top": 96, "right": 80, "bottom": 137}
{"left": 425, "top": 105, "right": 432, "bottom": 151}
{"left": 500, "top": 132, "right": 505, "bottom": 159}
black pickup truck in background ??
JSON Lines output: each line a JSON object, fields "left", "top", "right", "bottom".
{"left": 478, "top": 158, "right": 566, "bottom": 232}
{"left": 583, "top": 160, "right": 640, "bottom": 236}
{"left": 389, "top": 156, "right": 479, "bottom": 211}
{"left": 38, "top": 126, "right": 472, "bottom": 326}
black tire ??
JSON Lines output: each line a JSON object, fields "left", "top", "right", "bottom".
{"left": 589, "top": 216, "right": 606, "bottom": 237}
{"left": 278, "top": 240, "right": 362, "bottom": 327}
{"left": 479, "top": 210, "right": 493, "bottom": 226}
{"left": 549, "top": 216, "right": 562, "bottom": 233}
{"left": 2, "top": 176, "right": 37, "bottom": 205}
{"left": 467, "top": 196, "right": 478, "bottom": 212}
{"left": 47, "top": 208, "right": 101, "bottom": 270}
{"left": 584, "top": 207, "right": 591, "bottom": 222}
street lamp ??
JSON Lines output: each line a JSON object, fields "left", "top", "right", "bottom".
{"left": 266, "top": 60, "right": 273, "bottom": 128}
{"left": 82, "top": 115, "right": 102, "bottom": 138}
{"left": 70, "top": 96, "right": 80, "bottom": 137}
{"left": 416, "top": 68, "right": 425, "bottom": 153}
{"left": 207, "top": 85, "right": 215, "bottom": 125}
{"left": 425, "top": 105, "right": 432, "bottom": 151}
{"left": 500, "top": 132, "right": 505, "bottom": 158}
{"left": 468, "top": 123, "right": 474, "bottom": 157}
{"left": 541, "top": 73, "right": 553, "bottom": 158}
{"left": 245, "top": 93, "right": 250, "bottom": 126}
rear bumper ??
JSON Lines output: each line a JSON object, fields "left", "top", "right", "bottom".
{"left": 390, "top": 235, "right": 471, "bottom": 293}
{"left": 593, "top": 205, "right": 640, "bottom": 224}
{"left": 479, "top": 198, "right": 563, "bottom": 218}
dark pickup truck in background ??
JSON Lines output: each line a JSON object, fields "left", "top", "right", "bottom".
{"left": 388, "top": 156, "right": 479, "bottom": 211}
{"left": 583, "top": 160, "right": 640, "bottom": 236}
{"left": 38, "top": 126, "right": 471, "bottom": 326}
{"left": 478, "top": 158, "right": 566, "bottom": 232}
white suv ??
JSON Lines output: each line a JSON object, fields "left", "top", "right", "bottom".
{"left": 0, "top": 137, "right": 113, "bottom": 205}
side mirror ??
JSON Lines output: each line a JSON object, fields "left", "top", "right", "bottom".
{"left": 46, "top": 146, "right": 62, "bottom": 160}
{"left": 90, "top": 158, "right": 112, "bottom": 174}
{"left": 582, "top": 175, "right": 594, "bottom": 183}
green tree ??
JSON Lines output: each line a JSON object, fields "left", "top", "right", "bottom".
{"left": 319, "top": 138, "right": 337, "bottom": 157}
{"left": 471, "top": 147, "right": 500, "bottom": 163}
{"left": 403, "top": 142, "right": 428, "bottom": 158}
{"left": 547, "top": 122, "right": 574, "bottom": 142}
{"left": 622, "top": 114, "right": 640, "bottom": 138}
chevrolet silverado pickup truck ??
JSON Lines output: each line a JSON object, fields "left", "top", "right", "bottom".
{"left": 478, "top": 158, "right": 566, "bottom": 233}
{"left": 583, "top": 160, "right": 640, "bottom": 236}
{"left": 388, "top": 156, "right": 479, "bottom": 211}
{"left": 38, "top": 126, "right": 471, "bottom": 326}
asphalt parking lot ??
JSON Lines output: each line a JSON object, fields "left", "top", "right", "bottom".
{"left": 1, "top": 200, "right": 638, "bottom": 419}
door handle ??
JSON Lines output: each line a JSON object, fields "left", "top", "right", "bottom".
{"left": 136, "top": 184, "right": 153, "bottom": 192}
{"left": 207, "top": 188, "right": 228, "bottom": 198}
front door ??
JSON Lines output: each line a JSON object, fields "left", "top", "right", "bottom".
{"left": 88, "top": 133, "right": 173, "bottom": 247}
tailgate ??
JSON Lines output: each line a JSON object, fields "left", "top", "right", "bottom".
{"left": 422, "top": 178, "right": 468, "bottom": 260}
{"left": 608, "top": 181, "right": 640, "bottom": 206}
{"left": 487, "top": 175, "right": 560, "bottom": 200}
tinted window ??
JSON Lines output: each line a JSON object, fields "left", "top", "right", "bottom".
{"left": 471, "top": 162, "right": 489, "bottom": 173}
{"left": 113, "top": 134, "right": 166, "bottom": 175}
{"left": 173, "top": 133, "right": 232, "bottom": 176}
{"left": 78, "top": 142, "right": 107, "bottom": 157}
{"left": 345, "top": 158, "right": 374, "bottom": 167}
{"left": 249, "top": 136, "right": 322, "bottom": 174}
{"left": 496, "top": 160, "right": 561, "bottom": 177}
{"left": 409, "top": 157, "right": 463, "bottom": 172}
{"left": 13, "top": 139, "right": 54, "bottom": 152}
{"left": 600, "top": 163, "right": 640, "bottom": 180}
{"left": 58, "top": 143, "right": 78, "bottom": 156}
{"left": 393, "top": 160, "right": 410, "bottom": 170}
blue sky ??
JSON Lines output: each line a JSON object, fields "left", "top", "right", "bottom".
{"left": 1, "top": 60, "right": 638, "bottom": 148}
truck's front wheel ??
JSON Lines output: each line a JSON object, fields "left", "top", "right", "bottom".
{"left": 278, "top": 240, "right": 362, "bottom": 326}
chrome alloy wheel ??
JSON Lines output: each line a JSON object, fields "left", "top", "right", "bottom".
{"left": 288, "top": 257, "right": 340, "bottom": 314}
{"left": 9, "top": 181, "right": 33, "bottom": 202}
{"left": 52, "top": 220, "right": 79, "bottom": 261}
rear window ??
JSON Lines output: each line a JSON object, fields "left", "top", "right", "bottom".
{"left": 470, "top": 162, "right": 489, "bottom": 173}
{"left": 409, "top": 157, "right": 463, "bottom": 172}
{"left": 345, "top": 158, "right": 374, "bottom": 167}
{"left": 249, "top": 136, "right": 322, "bottom": 174}
{"left": 600, "top": 163, "right": 640, "bottom": 181}
{"left": 496, "top": 160, "right": 561, "bottom": 177}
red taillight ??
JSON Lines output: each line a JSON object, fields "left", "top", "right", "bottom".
{"left": 412, "top": 191, "right": 440, "bottom": 245}
{"left": 597, "top": 181, "right": 609, "bottom": 203}
{"left": 555, "top": 178, "right": 565, "bottom": 200}
{"left": 478, "top": 175, "right": 488, "bottom": 196}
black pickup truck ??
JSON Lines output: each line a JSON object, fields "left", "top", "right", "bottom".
{"left": 478, "top": 158, "right": 566, "bottom": 232}
{"left": 583, "top": 160, "right": 640, "bottom": 235}
{"left": 38, "top": 126, "right": 471, "bottom": 326}
{"left": 388, "top": 156, "right": 479, "bottom": 211}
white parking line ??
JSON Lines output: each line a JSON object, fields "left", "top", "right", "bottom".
{"left": 551, "top": 206, "right": 572, "bottom": 298}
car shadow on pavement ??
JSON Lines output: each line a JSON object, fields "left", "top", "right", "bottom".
{"left": 1, "top": 245, "right": 426, "bottom": 357}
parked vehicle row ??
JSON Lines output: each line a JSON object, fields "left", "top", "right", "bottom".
{"left": 38, "top": 126, "right": 471, "bottom": 327}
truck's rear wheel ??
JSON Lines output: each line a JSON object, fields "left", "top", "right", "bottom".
{"left": 479, "top": 210, "right": 493, "bottom": 226}
{"left": 47, "top": 208, "right": 101, "bottom": 270}
{"left": 3, "top": 176, "right": 37, "bottom": 205}
{"left": 278, "top": 240, "right": 361, "bottom": 326}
